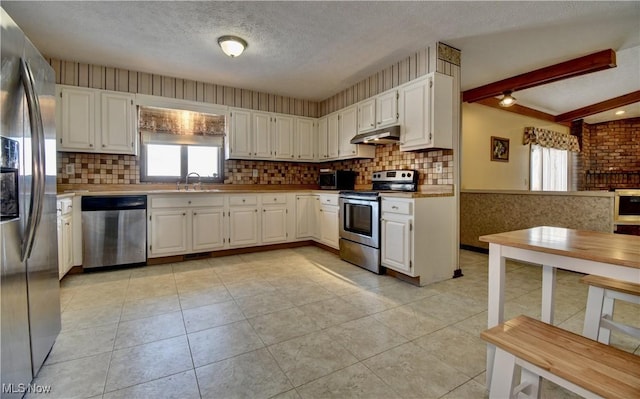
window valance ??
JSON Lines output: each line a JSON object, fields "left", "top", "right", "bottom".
{"left": 523, "top": 127, "right": 580, "bottom": 152}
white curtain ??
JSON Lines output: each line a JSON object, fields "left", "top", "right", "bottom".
{"left": 530, "top": 144, "right": 568, "bottom": 191}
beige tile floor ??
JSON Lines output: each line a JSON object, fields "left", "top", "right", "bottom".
{"left": 30, "top": 247, "right": 640, "bottom": 399}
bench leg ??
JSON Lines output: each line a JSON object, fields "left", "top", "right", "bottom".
{"left": 583, "top": 286, "right": 605, "bottom": 341}
{"left": 489, "top": 348, "right": 518, "bottom": 399}
{"left": 598, "top": 295, "right": 614, "bottom": 344}
{"left": 519, "top": 369, "right": 541, "bottom": 399}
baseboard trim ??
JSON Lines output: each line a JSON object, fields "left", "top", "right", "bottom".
{"left": 460, "top": 244, "right": 489, "bottom": 254}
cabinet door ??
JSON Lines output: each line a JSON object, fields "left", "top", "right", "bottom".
{"left": 262, "top": 206, "right": 288, "bottom": 244}
{"left": 313, "top": 196, "right": 321, "bottom": 240}
{"left": 327, "top": 113, "right": 340, "bottom": 159}
{"left": 357, "top": 98, "right": 376, "bottom": 133}
{"left": 381, "top": 214, "right": 413, "bottom": 275}
{"left": 317, "top": 117, "right": 328, "bottom": 160}
{"left": 274, "top": 115, "right": 294, "bottom": 160}
{"left": 192, "top": 208, "right": 225, "bottom": 251}
{"left": 253, "top": 112, "right": 273, "bottom": 159}
{"left": 376, "top": 90, "right": 398, "bottom": 128}
{"left": 57, "top": 216, "right": 64, "bottom": 280}
{"left": 62, "top": 215, "right": 73, "bottom": 276}
{"left": 229, "top": 108, "right": 252, "bottom": 158}
{"left": 60, "top": 86, "right": 96, "bottom": 151}
{"left": 101, "top": 91, "right": 136, "bottom": 154}
{"left": 399, "top": 78, "right": 430, "bottom": 150}
{"left": 295, "top": 118, "right": 315, "bottom": 161}
{"left": 229, "top": 207, "right": 259, "bottom": 247}
{"left": 319, "top": 205, "right": 339, "bottom": 249}
{"left": 149, "top": 210, "right": 189, "bottom": 257}
{"left": 338, "top": 105, "right": 357, "bottom": 158}
{"left": 295, "top": 196, "right": 313, "bottom": 238}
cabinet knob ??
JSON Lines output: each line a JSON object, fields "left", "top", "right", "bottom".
{"left": 291, "top": 155, "right": 294, "bottom": 158}
{"left": 193, "top": 212, "right": 197, "bottom": 215}
{"left": 102, "top": 144, "right": 106, "bottom": 147}
{"left": 263, "top": 209, "right": 266, "bottom": 212}
{"left": 64, "top": 222, "right": 70, "bottom": 226}
{"left": 273, "top": 198, "right": 277, "bottom": 202}
{"left": 370, "top": 123, "right": 374, "bottom": 127}
{"left": 242, "top": 199, "right": 245, "bottom": 202}
{"left": 89, "top": 144, "right": 93, "bottom": 147}
{"left": 188, "top": 200, "right": 192, "bottom": 204}
{"left": 377, "top": 122, "right": 381, "bottom": 125}
{"left": 255, "top": 209, "right": 258, "bottom": 212}
{"left": 182, "top": 212, "right": 186, "bottom": 216}
{"left": 392, "top": 206, "right": 398, "bottom": 210}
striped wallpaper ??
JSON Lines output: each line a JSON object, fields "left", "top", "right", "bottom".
{"left": 318, "top": 42, "right": 461, "bottom": 116}
{"left": 46, "top": 58, "right": 319, "bottom": 118}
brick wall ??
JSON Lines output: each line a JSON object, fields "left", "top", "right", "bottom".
{"left": 578, "top": 117, "right": 640, "bottom": 190}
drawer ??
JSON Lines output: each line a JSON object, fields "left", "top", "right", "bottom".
{"left": 58, "top": 198, "right": 73, "bottom": 215}
{"left": 229, "top": 195, "right": 258, "bottom": 206}
{"left": 151, "top": 195, "right": 224, "bottom": 209}
{"left": 382, "top": 199, "right": 412, "bottom": 215}
{"left": 319, "top": 195, "right": 338, "bottom": 206}
{"left": 262, "top": 193, "right": 287, "bottom": 205}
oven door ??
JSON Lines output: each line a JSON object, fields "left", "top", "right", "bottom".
{"left": 339, "top": 196, "right": 379, "bottom": 248}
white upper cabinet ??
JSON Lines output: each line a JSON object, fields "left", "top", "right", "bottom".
{"left": 327, "top": 112, "right": 340, "bottom": 159}
{"left": 58, "top": 85, "right": 137, "bottom": 155}
{"left": 273, "top": 114, "right": 294, "bottom": 160}
{"left": 338, "top": 105, "right": 358, "bottom": 157}
{"left": 357, "top": 98, "right": 376, "bottom": 133}
{"left": 253, "top": 111, "right": 273, "bottom": 159}
{"left": 100, "top": 91, "right": 136, "bottom": 154}
{"left": 59, "top": 86, "right": 96, "bottom": 151}
{"left": 399, "top": 72, "right": 453, "bottom": 151}
{"left": 376, "top": 90, "right": 399, "bottom": 128}
{"left": 316, "top": 116, "right": 329, "bottom": 161}
{"left": 295, "top": 117, "right": 315, "bottom": 161}
{"left": 228, "top": 108, "right": 252, "bottom": 158}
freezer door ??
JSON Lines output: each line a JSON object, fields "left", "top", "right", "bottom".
{"left": 0, "top": 7, "right": 33, "bottom": 397}
{"left": 22, "top": 35, "right": 61, "bottom": 378}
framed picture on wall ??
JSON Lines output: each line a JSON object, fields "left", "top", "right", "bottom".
{"left": 491, "top": 136, "right": 510, "bottom": 162}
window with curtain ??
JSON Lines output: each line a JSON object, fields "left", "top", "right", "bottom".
{"left": 530, "top": 144, "right": 568, "bottom": 191}
{"left": 139, "top": 106, "right": 225, "bottom": 183}
{"left": 524, "top": 127, "right": 579, "bottom": 192}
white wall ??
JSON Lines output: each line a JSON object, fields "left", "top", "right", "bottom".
{"left": 461, "top": 103, "right": 569, "bottom": 190}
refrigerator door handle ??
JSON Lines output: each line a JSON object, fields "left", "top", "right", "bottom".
{"left": 20, "top": 58, "right": 46, "bottom": 262}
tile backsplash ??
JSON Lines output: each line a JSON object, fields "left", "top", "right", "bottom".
{"left": 57, "top": 145, "right": 453, "bottom": 187}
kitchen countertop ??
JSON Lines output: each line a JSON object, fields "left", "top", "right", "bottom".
{"left": 57, "top": 184, "right": 453, "bottom": 197}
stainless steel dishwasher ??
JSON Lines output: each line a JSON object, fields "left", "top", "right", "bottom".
{"left": 81, "top": 195, "right": 147, "bottom": 268}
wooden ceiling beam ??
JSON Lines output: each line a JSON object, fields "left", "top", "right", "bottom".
{"left": 554, "top": 90, "right": 640, "bottom": 122}
{"left": 475, "top": 97, "right": 570, "bottom": 125}
{"left": 462, "top": 49, "right": 617, "bottom": 103}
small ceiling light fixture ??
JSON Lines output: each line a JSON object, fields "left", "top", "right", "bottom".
{"left": 615, "top": 110, "right": 626, "bottom": 116}
{"left": 217, "top": 35, "right": 248, "bottom": 58}
{"left": 498, "top": 90, "right": 517, "bottom": 107}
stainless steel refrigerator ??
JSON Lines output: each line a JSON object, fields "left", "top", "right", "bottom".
{"left": 1, "top": 8, "right": 61, "bottom": 398}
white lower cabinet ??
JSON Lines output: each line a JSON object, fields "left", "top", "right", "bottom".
{"left": 149, "top": 209, "right": 189, "bottom": 256}
{"left": 229, "top": 207, "right": 260, "bottom": 247}
{"left": 192, "top": 208, "right": 225, "bottom": 251}
{"left": 148, "top": 195, "right": 225, "bottom": 258}
{"left": 295, "top": 195, "right": 316, "bottom": 239}
{"left": 319, "top": 203, "right": 339, "bottom": 249}
{"left": 57, "top": 198, "right": 74, "bottom": 280}
{"left": 381, "top": 212, "right": 412, "bottom": 275}
{"left": 380, "top": 196, "right": 455, "bottom": 286}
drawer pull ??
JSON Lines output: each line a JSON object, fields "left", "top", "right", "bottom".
{"left": 242, "top": 199, "right": 246, "bottom": 203}
{"left": 188, "top": 200, "right": 192, "bottom": 204}
{"left": 392, "top": 206, "right": 398, "bottom": 210}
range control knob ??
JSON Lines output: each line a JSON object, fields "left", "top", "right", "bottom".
{"left": 407, "top": 173, "right": 412, "bottom": 177}
{"left": 402, "top": 173, "right": 406, "bottom": 178}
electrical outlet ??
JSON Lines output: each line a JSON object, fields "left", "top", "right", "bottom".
{"left": 252, "top": 169, "right": 258, "bottom": 178}
{"left": 65, "top": 164, "right": 75, "bottom": 175}
{"left": 434, "top": 162, "right": 443, "bottom": 174}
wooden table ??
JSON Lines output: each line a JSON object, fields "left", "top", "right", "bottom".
{"left": 479, "top": 226, "right": 640, "bottom": 389}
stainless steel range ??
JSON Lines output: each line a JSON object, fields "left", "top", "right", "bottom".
{"left": 339, "top": 170, "right": 419, "bottom": 274}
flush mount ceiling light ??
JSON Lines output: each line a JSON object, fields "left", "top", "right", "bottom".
{"left": 217, "top": 35, "right": 248, "bottom": 58}
{"left": 615, "top": 110, "right": 626, "bottom": 115}
{"left": 498, "top": 91, "right": 517, "bottom": 107}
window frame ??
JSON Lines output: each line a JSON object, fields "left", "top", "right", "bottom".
{"left": 140, "top": 141, "right": 224, "bottom": 183}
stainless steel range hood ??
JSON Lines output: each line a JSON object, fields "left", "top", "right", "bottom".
{"left": 350, "top": 125, "right": 400, "bottom": 145}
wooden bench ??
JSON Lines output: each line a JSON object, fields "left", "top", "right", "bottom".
{"left": 481, "top": 315, "right": 640, "bottom": 399}
{"left": 581, "top": 275, "right": 640, "bottom": 344}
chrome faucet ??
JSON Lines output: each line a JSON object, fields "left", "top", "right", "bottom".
{"left": 185, "top": 172, "right": 201, "bottom": 190}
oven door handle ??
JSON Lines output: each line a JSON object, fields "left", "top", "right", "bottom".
{"left": 339, "top": 197, "right": 379, "bottom": 206}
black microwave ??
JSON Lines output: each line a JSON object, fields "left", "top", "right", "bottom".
{"left": 319, "top": 170, "right": 357, "bottom": 190}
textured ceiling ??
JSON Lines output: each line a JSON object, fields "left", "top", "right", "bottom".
{"left": 3, "top": 1, "right": 639, "bottom": 120}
